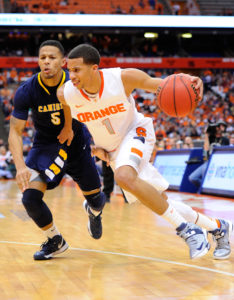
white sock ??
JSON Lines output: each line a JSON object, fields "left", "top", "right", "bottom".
{"left": 162, "top": 203, "right": 187, "bottom": 228}
{"left": 169, "top": 200, "right": 198, "bottom": 223}
{"left": 170, "top": 199, "right": 219, "bottom": 231}
{"left": 195, "top": 213, "right": 220, "bottom": 231}
{"left": 44, "top": 224, "right": 60, "bottom": 239}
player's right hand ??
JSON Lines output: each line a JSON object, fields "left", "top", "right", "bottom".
{"left": 190, "top": 75, "right": 203, "bottom": 101}
{"left": 57, "top": 127, "right": 74, "bottom": 146}
{"left": 16, "top": 167, "right": 31, "bottom": 192}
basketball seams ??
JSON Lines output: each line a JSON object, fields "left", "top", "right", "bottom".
{"left": 157, "top": 74, "right": 197, "bottom": 117}
{"left": 179, "top": 75, "right": 193, "bottom": 113}
{"left": 159, "top": 76, "right": 170, "bottom": 112}
{"left": 173, "top": 75, "right": 177, "bottom": 117}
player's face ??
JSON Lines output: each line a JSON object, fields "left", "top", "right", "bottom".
{"left": 38, "top": 46, "right": 65, "bottom": 79}
{"left": 67, "top": 57, "right": 98, "bottom": 90}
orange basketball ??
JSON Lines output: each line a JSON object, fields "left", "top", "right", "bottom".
{"left": 156, "top": 74, "right": 200, "bottom": 117}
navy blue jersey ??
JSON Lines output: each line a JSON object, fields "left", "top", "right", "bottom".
{"left": 12, "top": 70, "right": 83, "bottom": 141}
{"left": 12, "top": 70, "right": 101, "bottom": 191}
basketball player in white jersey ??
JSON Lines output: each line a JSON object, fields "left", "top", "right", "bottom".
{"left": 57, "top": 44, "right": 232, "bottom": 260}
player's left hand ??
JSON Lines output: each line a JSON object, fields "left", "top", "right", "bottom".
{"left": 57, "top": 127, "right": 74, "bottom": 146}
{"left": 190, "top": 75, "right": 203, "bottom": 101}
{"left": 91, "top": 146, "right": 110, "bottom": 166}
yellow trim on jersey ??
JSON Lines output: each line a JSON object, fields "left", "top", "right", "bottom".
{"left": 38, "top": 73, "right": 50, "bottom": 95}
{"left": 37, "top": 71, "right": 66, "bottom": 95}
{"left": 58, "top": 70, "right": 66, "bottom": 89}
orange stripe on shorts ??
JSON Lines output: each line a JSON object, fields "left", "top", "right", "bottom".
{"left": 131, "top": 147, "right": 143, "bottom": 158}
{"left": 215, "top": 219, "right": 221, "bottom": 228}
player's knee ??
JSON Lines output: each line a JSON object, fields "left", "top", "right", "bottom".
{"left": 114, "top": 167, "right": 137, "bottom": 191}
{"left": 84, "top": 190, "right": 105, "bottom": 211}
{"left": 22, "top": 189, "right": 44, "bottom": 217}
{"left": 22, "top": 189, "right": 52, "bottom": 227}
{"left": 161, "top": 191, "right": 168, "bottom": 201}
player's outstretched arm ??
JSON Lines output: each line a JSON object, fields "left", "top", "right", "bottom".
{"left": 121, "top": 68, "right": 163, "bottom": 97}
{"left": 8, "top": 116, "right": 31, "bottom": 192}
{"left": 121, "top": 69, "right": 203, "bottom": 101}
{"left": 57, "top": 85, "right": 74, "bottom": 146}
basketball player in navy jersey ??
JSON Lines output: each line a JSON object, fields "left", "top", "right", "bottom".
{"left": 8, "top": 40, "right": 106, "bottom": 260}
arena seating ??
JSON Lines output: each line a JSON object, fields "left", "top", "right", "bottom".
{"left": 196, "top": 0, "right": 233, "bottom": 16}
{"left": 8, "top": 0, "right": 234, "bottom": 15}
{"left": 10, "top": 0, "right": 164, "bottom": 15}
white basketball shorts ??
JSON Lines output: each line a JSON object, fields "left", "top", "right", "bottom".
{"left": 109, "top": 117, "right": 169, "bottom": 203}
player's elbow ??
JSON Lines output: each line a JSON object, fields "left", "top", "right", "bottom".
{"left": 57, "top": 86, "right": 66, "bottom": 104}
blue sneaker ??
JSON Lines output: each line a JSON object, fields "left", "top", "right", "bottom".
{"left": 83, "top": 200, "right": 102, "bottom": 239}
{"left": 34, "top": 235, "right": 68, "bottom": 260}
{"left": 210, "top": 219, "right": 233, "bottom": 260}
{"left": 177, "top": 223, "right": 210, "bottom": 259}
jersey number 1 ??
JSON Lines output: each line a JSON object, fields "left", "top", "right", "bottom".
{"left": 102, "top": 118, "right": 115, "bottom": 134}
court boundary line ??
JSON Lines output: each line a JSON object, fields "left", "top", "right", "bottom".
{"left": 0, "top": 240, "right": 233, "bottom": 277}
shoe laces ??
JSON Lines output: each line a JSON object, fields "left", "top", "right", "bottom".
{"left": 177, "top": 225, "right": 203, "bottom": 249}
{"left": 177, "top": 226, "right": 196, "bottom": 240}
{"left": 40, "top": 236, "right": 62, "bottom": 252}
{"left": 213, "top": 229, "right": 229, "bottom": 249}
{"left": 90, "top": 211, "right": 102, "bottom": 222}
{"left": 87, "top": 205, "right": 102, "bottom": 220}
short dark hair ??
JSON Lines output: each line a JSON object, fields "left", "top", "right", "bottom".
{"left": 39, "top": 40, "right": 65, "bottom": 57}
{"left": 68, "top": 44, "right": 100, "bottom": 65}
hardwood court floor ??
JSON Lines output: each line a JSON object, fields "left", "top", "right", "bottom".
{"left": 0, "top": 179, "right": 233, "bottom": 300}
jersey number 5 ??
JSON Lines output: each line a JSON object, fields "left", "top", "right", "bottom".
{"left": 51, "top": 112, "right": 61, "bottom": 125}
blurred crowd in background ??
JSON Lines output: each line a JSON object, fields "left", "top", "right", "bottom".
{"left": 7, "top": 0, "right": 233, "bottom": 16}
{"left": 8, "top": 0, "right": 197, "bottom": 15}
{"left": 0, "top": 66, "right": 233, "bottom": 179}
{"left": 0, "top": 0, "right": 233, "bottom": 180}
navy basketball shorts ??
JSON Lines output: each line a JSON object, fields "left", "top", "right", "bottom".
{"left": 26, "top": 133, "right": 101, "bottom": 191}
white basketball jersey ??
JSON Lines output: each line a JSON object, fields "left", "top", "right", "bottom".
{"left": 64, "top": 68, "right": 144, "bottom": 151}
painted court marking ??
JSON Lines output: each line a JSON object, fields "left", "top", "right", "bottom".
{"left": 0, "top": 240, "right": 234, "bottom": 278}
